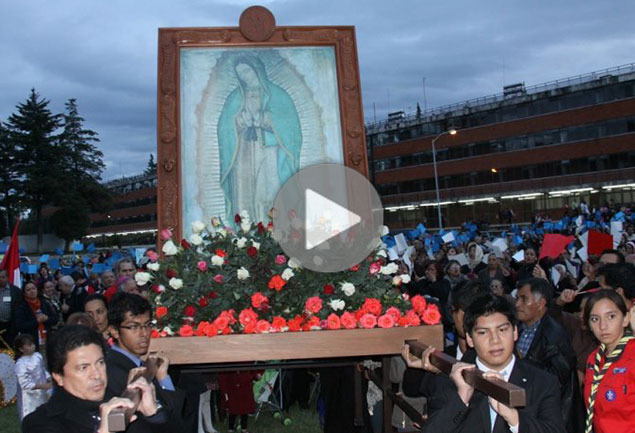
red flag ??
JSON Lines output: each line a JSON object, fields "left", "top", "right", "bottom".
{"left": 0, "top": 219, "right": 21, "bottom": 288}
{"left": 539, "top": 233, "right": 574, "bottom": 259}
{"left": 587, "top": 230, "right": 613, "bottom": 256}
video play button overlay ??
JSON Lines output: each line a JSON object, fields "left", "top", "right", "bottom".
{"left": 272, "top": 163, "right": 384, "bottom": 273}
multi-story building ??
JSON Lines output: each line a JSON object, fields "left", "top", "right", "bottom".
{"left": 367, "top": 63, "right": 635, "bottom": 229}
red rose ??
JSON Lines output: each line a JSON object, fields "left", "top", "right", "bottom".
{"left": 326, "top": 313, "right": 341, "bottom": 330}
{"left": 421, "top": 304, "right": 442, "bottom": 325}
{"left": 151, "top": 329, "right": 160, "bottom": 339}
{"left": 323, "top": 284, "right": 334, "bottom": 295}
{"left": 349, "top": 264, "right": 360, "bottom": 272}
{"left": 267, "top": 222, "right": 273, "bottom": 232}
{"left": 247, "top": 246, "right": 258, "bottom": 258}
{"left": 340, "top": 312, "right": 357, "bottom": 329}
{"left": 411, "top": 295, "right": 427, "bottom": 313}
{"left": 251, "top": 292, "right": 269, "bottom": 309}
{"left": 406, "top": 310, "right": 421, "bottom": 326}
{"left": 207, "top": 291, "right": 218, "bottom": 299}
{"left": 305, "top": 296, "right": 323, "bottom": 314}
{"left": 362, "top": 298, "right": 382, "bottom": 316}
{"left": 156, "top": 306, "right": 168, "bottom": 319}
{"left": 198, "top": 297, "right": 208, "bottom": 307}
{"left": 243, "top": 322, "right": 257, "bottom": 334}
{"left": 180, "top": 239, "right": 191, "bottom": 250}
{"left": 152, "top": 284, "right": 161, "bottom": 294}
{"left": 205, "top": 324, "right": 218, "bottom": 337}
{"left": 213, "top": 315, "right": 230, "bottom": 331}
{"left": 239, "top": 308, "right": 259, "bottom": 326}
{"left": 271, "top": 316, "right": 287, "bottom": 331}
{"left": 223, "top": 309, "right": 237, "bottom": 325}
{"left": 196, "top": 321, "right": 210, "bottom": 336}
{"left": 257, "top": 222, "right": 266, "bottom": 233}
{"left": 268, "top": 275, "right": 287, "bottom": 291}
{"left": 184, "top": 305, "right": 196, "bottom": 317}
{"left": 178, "top": 324, "right": 194, "bottom": 337}
{"left": 377, "top": 313, "right": 396, "bottom": 329}
{"left": 397, "top": 316, "right": 409, "bottom": 327}
{"left": 234, "top": 213, "right": 242, "bottom": 223}
{"left": 360, "top": 313, "right": 377, "bottom": 329}
{"left": 354, "top": 309, "right": 365, "bottom": 321}
{"left": 256, "top": 320, "right": 271, "bottom": 333}
{"left": 386, "top": 306, "right": 401, "bottom": 320}
{"left": 166, "top": 269, "right": 178, "bottom": 279}
{"left": 302, "top": 316, "right": 320, "bottom": 331}
{"left": 215, "top": 249, "right": 227, "bottom": 258}
{"left": 221, "top": 326, "right": 232, "bottom": 335}
{"left": 287, "top": 316, "right": 303, "bottom": 332}
{"left": 369, "top": 261, "right": 381, "bottom": 275}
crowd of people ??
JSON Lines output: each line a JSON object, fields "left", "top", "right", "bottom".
{"left": 1, "top": 201, "right": 634, "bottom": 432}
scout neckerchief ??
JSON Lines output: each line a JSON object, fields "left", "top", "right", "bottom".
{"left": 585, "top": 332, "right": 634, "bottom": 433}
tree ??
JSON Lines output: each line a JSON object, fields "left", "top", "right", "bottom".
{"left": 144, "top": 153, "right": 157, "bottom": 175}
{"left": 5, "top": 89, "right": 62, "bottom": 251}
{"left": 50, "top": 206, "right": 91, "bottom": 252}
{"left": 0, "top": 123, "right": 26, "bottom": 237}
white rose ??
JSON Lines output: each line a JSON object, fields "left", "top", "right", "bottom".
{"left": 380, "top": 225, "right": 390, "bottom": 236}
{"left": 341, "top": 282, "right": 356, "bottom": 297}
{"left": 288, "top": 258, "right": 301, "bottom": 269}
{"left": 380, "top": 263, "right": 399, "bottom": 275}
{"left": 399, "top": 274, "right": 411, "bottom": 284}
{"left": 281, "top": 268, "right": 294, "bottom": 281}
{"left": 239, "top": 210, "right": 250, "bottom": 221}
{"left": 240, "top": 221, "right": 252, "bottom": 233}
{"left": 157, "top": 284, "right": 165, "bottom": 293}
{"left": 237, "top": 267, "right": 250, "bottom": 280}
{"left": 329, "top": 299, "right": 345, "bottom": 311}
{"left": 191, "top": 220, "right": 206, "bottom": 234}
{"left": 252, "top": 241, "right": 260, "bottom": 250}
{"left": 236, "top": 237, "right": 248, "bottom": 248}
{"left": 147, "top": 262, "right": 160, "bottom": 272}
{"left": 376, "top": 249, "right": 387, "bottom": 258}
{"left": 169, "top": 278, "right": 183, "bottom": 290}
{"left": 392, "top": 276, "right": 402, "bottom": 286}
{"left": 162, "top": 326, "right": 174, "bottom": 336}
{"left": 189, "top": 233, "right": 203, "bottom": 246}
{"left": 217, "top": 228, "right": 227, "bottom": 238}
{"left": 162, "top": 240, "right": 178, "bottom": 256}
{"left": 211, "top": 255, "right": 224, "bottom": 266}
{"left": 154, "top": 295, "right": 161, "bottom": 304}
{"left": 135, "top": 272, "right": 152, "bottom": 286}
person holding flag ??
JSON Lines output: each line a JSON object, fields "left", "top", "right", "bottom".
{"left": 0, "top": 219, "right": 22, "bottom": 346}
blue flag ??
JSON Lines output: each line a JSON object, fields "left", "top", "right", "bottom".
{"left": 71, "top": 242, "right": 84, "bottom": 252}
{"left": 417, "top": 223, "right": 427, "bottom": 234}
{"left": 86, "top": 243, "right": 96, "bottom": 253}
{"left": 54, "top": 247, "right": 64, "bottom": 256}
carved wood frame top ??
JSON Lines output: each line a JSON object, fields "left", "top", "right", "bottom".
{"left": 157, "top": 7, "right": 368, "bottom": 239}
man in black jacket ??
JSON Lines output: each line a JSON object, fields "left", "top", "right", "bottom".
{"left": 23, "top": 325, "right": 165, "bottom": 433}
{"left": 0, "top": 269, "right": 21, "bottom": 346}
{"left": 420, "top": 293, "right": 565, "bottom": 433}
{"left": 515, "top": 278, "right": 584, "bottom": 433}
{"left": 107, "top": 293, "right": 192, "bottom": 433}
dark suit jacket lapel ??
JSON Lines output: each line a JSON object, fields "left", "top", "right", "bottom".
{"left": 471, "top": 391, "right": 492, "bottom": 432}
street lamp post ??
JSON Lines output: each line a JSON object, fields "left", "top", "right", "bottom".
{"left": 431, "top": 128, "right": 457, "bottom": 230}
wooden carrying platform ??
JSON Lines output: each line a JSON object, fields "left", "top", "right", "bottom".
{"left": 149, "top": 325, "right": 443, "bottom": 364}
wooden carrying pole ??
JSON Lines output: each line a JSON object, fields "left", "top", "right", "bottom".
{"left": 108, "top": 358, "right": 160, "bottom": 432}
{"left": 405, "top": 340, "right": 526, "bottom": 407}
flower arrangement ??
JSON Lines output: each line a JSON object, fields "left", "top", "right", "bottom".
{"left": 144, "top": 211, "right": 442, "bottom": 338}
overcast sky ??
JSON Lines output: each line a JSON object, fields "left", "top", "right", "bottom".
{"left": 1, "top": 0, "right": 633, "bottom": 180}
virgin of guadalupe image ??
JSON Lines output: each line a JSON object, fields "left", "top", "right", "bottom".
{"left": 217, "top": 55, "right": 301, "bottom": 223}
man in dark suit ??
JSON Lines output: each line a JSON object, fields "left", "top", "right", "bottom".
{"left": 516, "top": 278, "right": 583, "bottom": 432}
{"left": 23, "top": 325, "right": 165, "bottom": 433}
{"left": 106, "top": 293, "right": 191, "bottom": 433}
{"left": 419, "top": 293, "right": 565, "bottom": 433}
{"left": 0, "top": 269, "right": 22, "bottom": 346}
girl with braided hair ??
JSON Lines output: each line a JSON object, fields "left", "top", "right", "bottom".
{"left": 583, "top": 289, "right": 635, "bottom": 433}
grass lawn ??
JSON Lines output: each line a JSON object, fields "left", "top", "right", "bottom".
{"left": 0, "top": 402, "right": 322, "bottom": 433}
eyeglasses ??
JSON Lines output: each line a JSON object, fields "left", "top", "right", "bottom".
{"left": 119, "top": 322, "right": 153, "bottom": 333}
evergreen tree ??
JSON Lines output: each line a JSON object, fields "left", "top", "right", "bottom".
{"left": 5, "top": 89, "right": 62, "bottom": 251}
{"left": 0, "top": 123, "right": 26, "bottom": 236}
{"left": 144, "top": 153, "right": 157, "bottom": 175}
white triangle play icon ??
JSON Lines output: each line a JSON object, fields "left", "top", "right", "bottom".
{"left": 305, "top": 188, "right": 361, "bottom": 250}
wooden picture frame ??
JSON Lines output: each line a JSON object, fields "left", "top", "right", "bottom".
{"left": 157, "top": 6, "right": 368, "bottom": 239}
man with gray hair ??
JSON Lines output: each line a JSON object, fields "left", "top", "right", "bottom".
{"left": 59, "top": 275, "right": 88, "bottom": 322}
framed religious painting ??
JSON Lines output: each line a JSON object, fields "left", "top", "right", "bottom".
{"left": 157, "top": 6, "right": 368, "bottom": 239}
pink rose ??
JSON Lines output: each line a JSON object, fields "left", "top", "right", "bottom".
{"left": 369, "top": 261, "right": 381, "bottom": 275}
{"left": 326, "top": 313, "right": 341, "bottom": 330}
{"left": 256, "top": 320, "right": 271, "bottom": 333}
{"left": 340, "top": 312, "right": 357, "bottom": 329}
{"left": 305, "top": 296, "right": 323, "bottom": 314}
{"left": 197, "top": 261, "right": 208, "bottom": 272}
{"left": 213, "top": 274, "right": 224, "bottom": 284}
{"left": 360, "top": 313, "right": 377, "bottom": 329}
{"left": 377, "top": 313, "right": 396, "bottom": 329}
{"left": 160, "top": 228, "right": 172, "bottom": 240}
{"left": 275, "top": 254, "right": 287, "bottom": 265}
{"left": 146, "top": 250, "right": 158, "bottom": 262}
